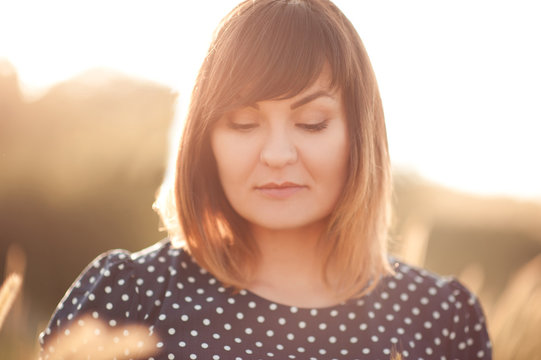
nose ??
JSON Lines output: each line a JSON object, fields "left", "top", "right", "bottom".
{"left": 260, "top": 128, "right": 298, "bottom": 168}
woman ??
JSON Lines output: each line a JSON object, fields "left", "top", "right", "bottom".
{"left": 40, "top": 0, "right": 492, "bottom": 359}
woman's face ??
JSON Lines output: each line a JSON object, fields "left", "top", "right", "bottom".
{"left": 210, "top": 68, "right": 349, "bottom": 232}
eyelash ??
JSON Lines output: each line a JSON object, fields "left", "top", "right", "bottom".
{"left": 227, "top": 122, "right": 258, "bottom": 131}
{"left": 296, "top": 120, "right": 329, "bottom": 132}
{"left": 226, "top": 120, "right": 329, "bottom": 132}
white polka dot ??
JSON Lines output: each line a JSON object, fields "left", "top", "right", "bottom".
{"left": 168, "top": 328, "right": 175, "bottom": 335}
{"left": 319, "top": 323, "right": 327, "bottom": 330}
{"left": 236, "top": 312, "right": 244, "bottom": 320}
{"left": 191, "top": 330, "right": 198, "bottom": 336}
{"left": 477, "top": 350, "right": 485, "bottom": 358}
{"left": 329, "top": 336, "right": 337, "bottom": 343}
{"left": 266, "top": 330, "right": 274, "bottom": 337}
{"left": 106, "top": 303, "right": 113, "bottom": 310}
{"left": 244, "top": 327, "right": 253, "bottom": 335}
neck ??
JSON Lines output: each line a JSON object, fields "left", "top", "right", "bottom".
{"left": 247, "top": 222, "right": 340, "bottom": 308}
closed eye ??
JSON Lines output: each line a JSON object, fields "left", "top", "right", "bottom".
{"left": 227, "top": 122, "right": 259, "bottom": 131}
{"left": 296, "top": 120, "right": 329, "bottom": 132}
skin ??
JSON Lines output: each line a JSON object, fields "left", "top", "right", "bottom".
{"left": 210, "top": 68, "right": 349, "bottom": 307}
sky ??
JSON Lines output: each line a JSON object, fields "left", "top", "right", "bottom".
{"left": 1, "top": 0, "right": 540, "bottom": 200}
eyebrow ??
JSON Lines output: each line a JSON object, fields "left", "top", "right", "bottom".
{"left": 290, "top": 90, "right": 336, "bottom": 109}
{"left": 246, "top": 90, "right": 336, "bottom": 110}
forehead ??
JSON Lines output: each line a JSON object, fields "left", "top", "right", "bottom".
{"left": 243, "top": 64, "right": 338, "bottom": 106}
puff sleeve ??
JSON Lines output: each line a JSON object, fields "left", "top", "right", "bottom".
{"left": 445, "top": 279, "right": 492, "bottom": 359}
{"left": 39, "top": 249, "right": 142, "bottom": 358}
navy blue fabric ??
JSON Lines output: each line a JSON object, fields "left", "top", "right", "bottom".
{"left": 40, "top": 238, "right": 492, "bottom": 360}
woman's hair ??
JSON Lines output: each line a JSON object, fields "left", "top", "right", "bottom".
{"left": 155, "top": 0, "right": 392, "bottom": 300}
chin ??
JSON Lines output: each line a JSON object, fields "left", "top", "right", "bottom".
{"left": 246, "top": 214, "right": 327, "bottom": 232}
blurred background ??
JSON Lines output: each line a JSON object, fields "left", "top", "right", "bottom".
{"left": 1, "top": 0, "right": 540, "bottom": 359}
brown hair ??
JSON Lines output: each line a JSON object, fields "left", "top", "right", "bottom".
{"left": 156, "top": 0, "right": 392, "bottom": 300}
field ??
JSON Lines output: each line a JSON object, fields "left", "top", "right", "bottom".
{"left": 1, "top": 61, "right": 540, "bottom": 359}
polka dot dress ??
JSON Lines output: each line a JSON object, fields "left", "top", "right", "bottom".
{"left": 40, "top": 239, "right": 492, "bottom": 359}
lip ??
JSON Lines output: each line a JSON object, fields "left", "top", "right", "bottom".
{"left": 255, "top": 182, "right": 306, "bottom": 199}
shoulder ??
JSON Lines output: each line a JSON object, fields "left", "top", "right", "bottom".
{"left": 383, "top": 258, "right": 477, "bottom": 305}
{"left": 369, "top": 257, "right": 492, "bottom": 359}
{"left": 39, "top": 239, "right": 189, "bottom": 353}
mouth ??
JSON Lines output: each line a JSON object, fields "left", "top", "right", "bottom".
{"left": 255, "top": 182, "right": 306, "bottom": 199}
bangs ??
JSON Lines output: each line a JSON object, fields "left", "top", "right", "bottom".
{"left": 208, "top": 0, "right": 350, "bottom": 113}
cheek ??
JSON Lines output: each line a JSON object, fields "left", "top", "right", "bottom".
{"left": 211, "top": 132, "right": 256, "bottom": 189}
{"left": 303, "top": 131, "right": 349, "bottom": 187}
